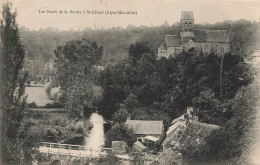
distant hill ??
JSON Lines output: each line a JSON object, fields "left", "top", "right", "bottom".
{"left": 19, "top": 19, "right": 257, "bottom": 81}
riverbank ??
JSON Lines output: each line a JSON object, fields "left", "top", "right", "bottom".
{"left": 22, "top": 111, "right": 93, "bottom": 148}
{"left": 62, "top": 113, "right": 105, "bottom": 148}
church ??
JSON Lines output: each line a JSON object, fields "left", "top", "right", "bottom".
{"left": 158, "top": 11, "right": 230, "bottom": 58}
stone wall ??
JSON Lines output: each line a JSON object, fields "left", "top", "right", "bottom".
{"left": 158, "top": 50, "right": 167, "bottom": 58}
{"left": 195, "top": 42, "right": 230, "bottom": 55}
{"left": 112, "top": 141, "right": 128, "bottom": 154}
{"left": 167, "top": 47, "right": 183, "bottom": 57}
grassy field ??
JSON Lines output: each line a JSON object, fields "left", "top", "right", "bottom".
{"left": 25, "top": 87, "right": 53, "bottom": 106}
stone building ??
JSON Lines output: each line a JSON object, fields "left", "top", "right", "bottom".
{"left": 158, "top": 11, "right": 230, "bottom": 58}
{"left": 248, "top": 21, "right": 260, "bottom": 66}
{"left": 125, "top": 120, "right": 164, "bottom": 143}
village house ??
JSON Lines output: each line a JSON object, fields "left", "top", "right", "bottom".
{"left": 248, "top": 21, "right": 260, "bottom": 66}
{"left": 161, "top": 106, "right": 220, "bottom": 152}
{"left": 149, "top": 148, "right": 182, "bottom": 165}
{"left": 158, "top": 11, "right": 230, "bottom": 58}
{"left": 125, "top": 120, "right": 164, "bottom": 144}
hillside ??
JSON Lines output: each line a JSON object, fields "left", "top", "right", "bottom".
{"left": 20, "top": 19, "right": 258, "bottom": 82}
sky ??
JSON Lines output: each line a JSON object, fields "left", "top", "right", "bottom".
{"left": 1, "top": 0, "right": 260, "bottom": 30}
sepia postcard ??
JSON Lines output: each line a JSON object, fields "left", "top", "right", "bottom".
{"left": 1, "top": 0, "right": 260, "bottom": 164}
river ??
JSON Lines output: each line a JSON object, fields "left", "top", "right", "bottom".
{"left": 64, "top": 113, "right": 106, "bottom": 149}
{"left": 25, "top": 87, "right": 106, "bottom": 149}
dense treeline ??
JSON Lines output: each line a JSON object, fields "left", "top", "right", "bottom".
{"left": 97, "top": 41, "right": 255, "bottom": 165}
{"left": 20, "top": 19, "right": 257, "bottom": 81}
{"left": 97, "top": 39, "right": 256, "bottom": 164}
{"left": 1, "top": 3, "right": 28, "bottom": 162}
{"left": 97, "top": 41, "right": 253, "bottom": 127}
{"left": 54, "top": 39, "right": 103, "bottom": 118}
{"left": 181, "top": 70, "right": 259, "bottom": 164}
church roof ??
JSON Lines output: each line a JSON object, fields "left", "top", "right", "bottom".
{"left": 158, "top": 43, "right": 166, "bottom": 50}
{"left": 181, "top": 31, "right": 195, "bottom": 42}
{"left": 181, "top": 11, "right": 194, "bottom": 20}
{"left": 165, "top": 35, "right": 182, "bottom": 47}
{"left": 194, "top": 29, "right": 230, "bottom": 43}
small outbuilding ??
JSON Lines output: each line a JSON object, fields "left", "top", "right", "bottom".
{"left": 133, "top": 141, "right": 147, "bottom": 152}
{"left": 112, "top": 141, "right": 128, "bottom": 154}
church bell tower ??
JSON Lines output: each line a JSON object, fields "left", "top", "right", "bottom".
{"left": 180, "top": 11, "right": 194, "bottom": 32}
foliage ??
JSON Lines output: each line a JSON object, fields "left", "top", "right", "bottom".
{"left": 192, "top": 89, "right": 223, "bottom": 125}
{"left": 98, "top": 38, "right": 253, "bottom": 128}
{"left": 0, "top": 2, "right": 28, "bottom": 162}
{"left": 179, "top": 122, "right": 220, "bottom": 164}
{"left": 19, "top": 111, "right": 92, "bottom": 160}
{"left": 129, "top": 42, "right": 153, "bottom": 62}
{"left": 44, "top": 102, "right": 64, "bottom": 108}
{"left": 129, "top": 152, "right": 144, "bottom": 165}
{"left": 105, "top": 123, "right": 135, "bottom": 147}
{"left": 112, "top": 108, "right": 129, "bottom": 123}
{"left": 98, "top": 152, "right": 119, "bottom": 165}
{"left": 180, "top": 67, "right": 258, "bottom": 164}
{"left": 27, "top": 102, "right": 38, "bottom": 108}
{"left": 54, "top": 39, "right": 103, "bottom": 118}
{"left": 199, "top": 77, "right": 259, "bottom": 164}
{"left": 20, "top": 20, "right": 257, "bottom": 83}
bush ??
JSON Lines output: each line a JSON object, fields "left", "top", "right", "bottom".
{"left": 28, "top": 111, "right": 49, "bottom": 119}
{"left": 98, "top": 152, "right": 119, "bottom": 165}
{"left": 112, "top": 108, "right": 129, "bottom": 123}
{"left": 45, "top": 127, "right": 58, "bottom": 141}
{"left": 52, "top": 117, "right": 67, "bottom": 127}
{"left": 28, "top": 102, "right": 38, "bottom": 108}
{"left": 75, "top": 121, "right": 85, "bottom": 134}
{"left": 105, "top": 123, "right": 135, "bottom": 147}
{"left": 44, "top": 102, "right": 64, "bottom": 108}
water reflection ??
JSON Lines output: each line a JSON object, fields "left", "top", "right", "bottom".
{"left": 84, "top": 113, "right": 105, "bottom": 149}
{"left": 64, "top": 113, "right": 108, "bottom": 149}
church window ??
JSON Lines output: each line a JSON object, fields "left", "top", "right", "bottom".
{"left": 184, "top": 22, "right": 187, "bottom": 30}
{"left": 221, "top": 47, "right": 224, "bottom": 53}
{"left": 189, "top": 22, "right": 192, "bottom": 30}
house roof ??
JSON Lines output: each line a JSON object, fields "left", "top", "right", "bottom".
{"left": 181, "top": 11, "right": 194, "bottom": 20}
{"left": 158, "top": 43, "right": 166, "bottom": 50}
{"left": 125, "top": 120, "right": 163, "bottom": 135}
{"left": 166, "top": 120, "right": 183, "bottom": 136}
{"left": 134, "top": 141, "right": 147, "bottom": 150}
{"left": 185, "top": 40, "right": 196, "bottom": 49}
{"left": 171, "top": 115, "right": 185, "bottom": 125}
{"left": 179, "top": 121, "right": 219, "bottom": 149}
{"left": 150, "top": 148, "right": 181, "bottom": 165}
{"left": 145, "top": 136, "right": 159, "bottom": 142}
{"left": 194, "top": 29, "right": 230, "bottom": 43}
{"left": 165, "top": 35, "right": 182, "bottom": 47}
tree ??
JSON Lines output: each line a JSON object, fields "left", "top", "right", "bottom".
{"left": 192, "top": 71, "right": 259, "bottom": 164}
{"left": 54, "top": 39, "right": 103, "bottom": 118}
{"left": 112, "top": 108, "right": 129, "bottom": 123}
{"left": 105, "top": 123, "right": 135, "bottom": 147}
{"left": 0, "top": 2, "right": 28, "bottom": 162}
{"left": 128, "top": 42, "right": 152, "bottom": 62}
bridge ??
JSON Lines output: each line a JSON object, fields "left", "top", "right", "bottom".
{"left": 39, "top": 142, "right": 110, "bottom": 158}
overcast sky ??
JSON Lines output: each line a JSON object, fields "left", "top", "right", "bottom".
{"left": 1, "top": 0, "right": 260, "bottom": 30}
